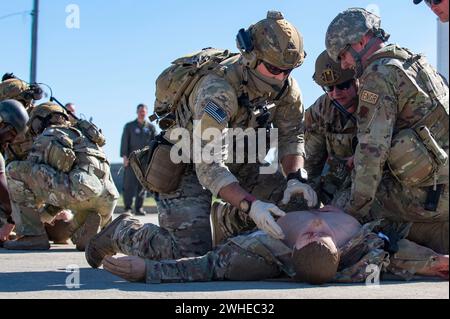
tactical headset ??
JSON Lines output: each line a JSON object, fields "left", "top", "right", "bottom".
{"left": 236, "top": 27, "right": 258, "bottom": 69}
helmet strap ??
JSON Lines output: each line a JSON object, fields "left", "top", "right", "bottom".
{"left": 347, "top": 35, "right": 381, "bottom": 78}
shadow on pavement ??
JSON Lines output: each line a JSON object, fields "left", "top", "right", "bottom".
{"left": 0, "top": 268, "right": 442, "bottom": 294}
{"left": 0, "top": 268, "right": 311, "bottom": 293}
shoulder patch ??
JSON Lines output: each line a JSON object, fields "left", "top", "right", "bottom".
{"left": 360, "top": 90, "right": 379, "bottom": 105}
{"left": 204, "top": 100, "right": 227, "bottom": 124}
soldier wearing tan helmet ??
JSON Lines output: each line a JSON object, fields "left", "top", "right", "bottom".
{"left": 0, "top": 75, "right": 43, "bottom": 163}
{"left": 3, "top": 102, "right": 119, "bottom": 251}
{"left": 304, "top": 50, "right": 358, "bottom": 207}
{"left": 326, "top": 8, "right": 449, "bottom": 254}
{"left": 86, "top": 11, "right": 317, "bottom": 271}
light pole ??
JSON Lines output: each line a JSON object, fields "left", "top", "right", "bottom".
{"left": 30, "top": 0, "right": 39, "bottom": 84}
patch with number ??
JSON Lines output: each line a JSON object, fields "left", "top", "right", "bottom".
{"left": 360, "top": 90, "right": 379, "bottom": 105}
{"left": 204, "top": 100, "right": 227, "bottom": 124}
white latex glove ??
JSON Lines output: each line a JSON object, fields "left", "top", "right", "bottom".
{"left": 281, "top": 179, "right": 318, "bottom": 208}
{"left": 249, "top": 200, "right": 286, "bottom": 240}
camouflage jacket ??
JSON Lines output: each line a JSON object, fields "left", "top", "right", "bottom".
{"left": 346, "top": 44, "right": 449, "bottom": 218}
{"left": 166, "top": 55, "right": 305, "bottom": 196}
{"left": 305, "top": 94, "right": 357, "bottom": 200}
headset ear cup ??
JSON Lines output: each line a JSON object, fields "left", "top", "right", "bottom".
{"left": 236, "top": 26, "right": 258, "bottom": 69}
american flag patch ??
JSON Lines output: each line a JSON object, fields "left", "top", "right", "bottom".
{"left": 204, "top": 100, "right": 227, "bottom": 124}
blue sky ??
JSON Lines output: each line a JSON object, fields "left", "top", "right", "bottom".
{"left": 0, "top": 0, "right": 438, "bottom": 163}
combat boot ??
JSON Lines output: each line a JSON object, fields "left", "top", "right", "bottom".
{"left": 71, "top": 213, "right": 102, "bottom": 251}
{"left": 85, "top": 213, "right": 131, "bottom": 268}
{"left": 3, "top": 234, "right": 50, "bottom": 250}
{"left": 135, "top": 208, "right": 146, "bottom": 216}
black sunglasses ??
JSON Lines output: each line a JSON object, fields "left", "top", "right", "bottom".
{"left": 425, "top": 0, "right": 442, "bottom": 5}
{"left": 260, "top": 60, "right": 293, "bottom": 76}
{"left": 323, "top": 79, "right": 354, "bottom": 92}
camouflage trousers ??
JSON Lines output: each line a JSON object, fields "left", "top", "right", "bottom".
{"left": 111, "top": 163, "right": 292, "bottom": 260}
{"left": 142, "top": 222, "right": 433, "bottom": 284}
{"left": 331, "top": 175, "right": 449, "bottom": 255}
{"left": 6, "top": 161, "right": 119, "bottom": 237}
{"left": 371, "top": 176, "right": 448, "bottom": 255}
{"left": 118, "top": 219, "right": 436, "bottom": 284}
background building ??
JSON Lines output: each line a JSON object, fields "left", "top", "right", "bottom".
{"left": 437, "top": 21, "right": 449, "bottom": 81}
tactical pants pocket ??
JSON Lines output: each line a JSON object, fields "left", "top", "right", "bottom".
{"left": 70, "top": 170, "right": 103, "bottom": 201}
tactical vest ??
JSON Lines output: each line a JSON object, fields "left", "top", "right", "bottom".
{"left": 29, "top": 125, "right": 109, "bottom": 179}
{"left": 5, "top": 131, "right": 34, "bottom": 162}
{"left": 151, "top": 48, "right": 239, "bottom": 130}
{"left": 305, "top": 96, "right": 357, "bottom": 202}
{"left": 366, "top": 45, "right": 449, "bottom": 188}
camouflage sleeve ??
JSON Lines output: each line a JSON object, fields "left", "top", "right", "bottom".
{"left": 304, "top": 96, "right": 328, "bottom": 181}
{"left": 190, "top": 74, "right": 239, "bottom": 196}
{"left": 273, "top": 77, "right": 306, "bottom": 161}
{"left": 346, "top": 65, "right": 398, "bottom": 218}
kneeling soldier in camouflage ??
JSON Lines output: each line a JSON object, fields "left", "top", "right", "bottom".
{"left": 3, "top": 102, "right": 119, "bottom": 251}
{"left": 0, "top": 100, "right": 30, "bottom": 244}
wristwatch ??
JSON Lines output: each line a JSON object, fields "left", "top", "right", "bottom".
{"left": 239, "top": 195, "right": 257, "bottom": 214}
{"left": 287, "top": 168, "right": 308, "bottom": 183}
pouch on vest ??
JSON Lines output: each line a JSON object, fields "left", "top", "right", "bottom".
{"left": 151, "top": 48, "right": 238, "bottom": 129}
{"left": 129, "top": 137, "right": 185, "bottom": 193}
{"left": 76, "top": 120, "right": 106, "bottom": 147}
{"left": 45, "top": 140, "right": 77, "bottom": 173}
{"left": 387, "top": 126, "right": 448, "bottom": 187}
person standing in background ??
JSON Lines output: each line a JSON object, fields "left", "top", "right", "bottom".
{"left": 120, "top": 104, "right": 156, "bottom": 216}
{"left": 413, "top": 0, "right": 449, "bottom": 23}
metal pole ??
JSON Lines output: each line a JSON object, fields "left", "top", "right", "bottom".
{"left": 30, "top": 0, "right": 39, "bottom": 83}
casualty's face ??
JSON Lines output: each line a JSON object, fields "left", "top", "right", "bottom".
{"left": 293, "top": 217, "right": 338, "bottom": 253}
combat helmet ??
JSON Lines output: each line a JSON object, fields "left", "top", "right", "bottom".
{"left": 0, "top": 79, "right": 30, "bottom": 102}
{"left": 0, "top": 99, "right": 30, "bottom": 136}
{"left": 237, "top": 11, "right": 306, "bottom": 70}
{"left": 313, "top": 50, "right": 355, "bottom": 87}
{"left": 28, "top": 102, "right": 69, "bottom": 135}
{"left": 0, "top": 77, "right": 43, "bottom": 106}
{"left": 325, "top": 8, "right": 389, "bottom": 77}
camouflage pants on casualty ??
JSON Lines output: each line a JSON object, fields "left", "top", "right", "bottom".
{"left": 111, "top": 163, "right": 295, "bottom": 260}
{"left": 6, "top": 161, "right": 119, "bottom": 237}
{"left": 138, "top": 220, "right": 437, "bottom": 284}
{"left": 142, "top": 221, "right": 439, "bottom": 284}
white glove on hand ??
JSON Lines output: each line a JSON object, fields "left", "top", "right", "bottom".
{"left": 281, "top": 179, "right": 318, "bottom": 207}
{"left": 249, "top": 200, "right": 286, "bottom": 240}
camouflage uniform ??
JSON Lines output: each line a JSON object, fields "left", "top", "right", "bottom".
{"left": 305, "top": 94, "right": 357, "bottom": 205}
{"left": 325, "top": 9, "right": 449, "bottom": 254}
{"left": 6, "top": 124, "right": 119, "bottom": 241}
{"left": 0, "top": 78, "right": 36, "bottom": 163}
{"left": 117, "top": 13, "right": 306, "bottom": 259}
{"left": 114, "top": 64, "right": 305, "bottom": 258}
{"left": 347, "top": 45, "right": 449, "bottom": 254}
{"left": 110, "top": 218, "right": 437, "bottom": 284}
{"left": 0, "top": 153, "right": 6, "bottom": 228}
